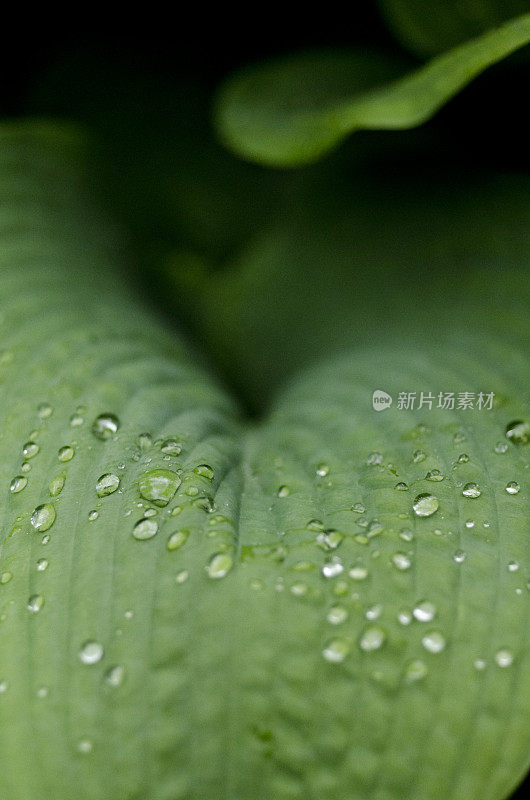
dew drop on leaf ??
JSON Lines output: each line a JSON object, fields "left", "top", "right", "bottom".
{"left": 36, "top": 558, "right": 48, "bottom": 572}
{"left": 323, "top": 637, "right": 350, "bottom": 663}
{"left": 412, "top": 449, "right": 426, "bottom": 463}
{"left": 193, "top": 464, "right": 214, "bottom": 480}
{"left": 49, "top": 475, "right": 65, "bottom": 497}
{"left": 505, "top": 420, "right": 529, "bottom": 445}
{"left": 426, "top": 469, "right": 444, "bottom": 482}
{"left": 160, "top": 438, "right": 181, "bottom": 455}
{"left": 316, "top": 463, "right": 330, "bottom": 477}
{"left": 505, "top": 481, "right": 520, "bottom": 495}
{"left": 391, "top": 552, "right": 412, "bottom": 571}
{"left": 88, "top": 510, "right": 99, "bottom": 521}
{"left": 322, "top": 558, "right": 344, "bottom": 578}
{"left": 413, "top": 493, "right": 439, "bottom": 517}
{"left": 277, "top": 485, "right": 290, "bottom": 497}
{"left": 167, "top": 529, "right": 189, "bottom": 551}
{"left": 422, "top": 631, "right": 446, "bottom": 653}
{"left": 96, "top": 473, "right": 120, "bottom": 497}
{"left": 327, "top": 606, "right": 348, "bottom": 625}
{"left": 413, "top": 601, "right": 436, "bottom": 622}
{"left": 494, "top": 441, "right": 508, "bottom": 454}
{"left": 139, "top": 469, "right": 181, "bottom": 506}
{"left": 105, "top": 665, "right": 125, "bottom": 687}
{"left": 206, "top": 552, "right": 233, "bottom": 579}
{"left": 77, "top": 739, "right": 93, "bottom": 754}
{"left": 495, "top": 649, "right": 514, "bottom": 667}
{"left": 31, "top": 504, "right": 56, "bottom": 532}
{"left": 78, "top": 641, "right": 104, "bottom": 665}
{"left": 405, "top": 659, "right": 428, "bottom": 682}
{"left": 58, "top": 445, "right": 75, "bottom": 462}
{"left": 132, "top": 518, "right": 159, "bottom": 540}
{"left": 37, "top": 403, "right": 53, "bottom": 419}
{"left": 454, "top": 550, "right": 467, "bottom": 563}
{"left": 22, "top": 441, "right": 39, "bottom": 459}
{"left": 27, "top": 594, "right": 44, "bottom": 613}
{"left": 351, "top": 503, "right": 366, "bottom": 513}
{"left": 394, "top": 482, "right": 408, "bottom": 491}
{"left": 462, "top": 482, "right": 481, "bottom": 498}
{"left": 349, "top": 565, "right": 368, "bottom": 581}
{"left": 9, "top": 475, "right": 27, "bottom": 494}
{"left": 92, "top": 413, "right": 119, "bottom": 441}
{"left": 359, "top": 626, "right": 386, "bottom": 652}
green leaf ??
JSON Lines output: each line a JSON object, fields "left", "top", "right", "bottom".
{"left": 0, "top": 125, "right": 529, "bottom": 799}
{"left": 215, "top": 13, "right": 530, "bottom": 166}
{"left": 377, "top": 0, "right": 530, "bottom": 58}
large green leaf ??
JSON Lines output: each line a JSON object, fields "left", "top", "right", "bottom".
{"left": 0, "top": 125, "right": 528, "bottom": 799}
{"left": 215, "top": 13, "right": 530, "bottom": 166}
{"left": 377, "top": 0, "right": 530, "bottom": 58}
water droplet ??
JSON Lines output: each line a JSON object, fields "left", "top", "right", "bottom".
{"left": 96, "top": 473, "right": 120, "bottom": 497}
{"left": 193, "top": 464, "right": 214, "bottom": 480}
{"left": 22, "top": 441, "right": 39, "bottom": 459}
{"left": 322, "top": 559, "right": 344, "bottom": 579}
{"left": 323, "top": 637, "right": 350, "bottom": 663}
{"left": 365, "top": 604, "right": 382, "bottom": 621}
{"left": 421, "top": 631, "right": 446, "bottom": 653}
{"left": 413, "top": 493, "right": 439, "bottom": 517}
{"left": 49, "top": 475, "right": 65, "bottom": 497}
{"left": 78, "top": 640, "right": 104, "bottom": 665}
{"left": 359, "top": 626, "right": 386, "bottom": 652}
{"left": 495, "top": 649, "right": 513, "bottom": 668}
{"left": 105, "top": 665, "right": 124, "bottom": 687}
{"left": 176, "top": 570, "right": 189, "bottom": 584}
{"left": 160, "top": 438, "right": 181, "bottom": 455}
{"left": 391, "top": 552, "right": 411, "bottom": 571}
{"left": 37, "top": 403, "right": 53, "bottom": 419}
{"left": 474, "top": 658, "right": 487, "bottom": 671}
{"left": 0, "top": 680, "right": 8, "bottom": 693}
{"left": 206, "top": 552, "right": 233, "bottom": 579}
{"left": 132, "top": 518, "right": 158, "bottom": 540}
{"left": 192, "top": 495, "right": 215, "bottom": 513}
{"left": 327, "top": 606, "right": 348, "bottom": 625}
{"left": 316, "top": 463, "right": 330, "bottom": 477}
{"left": 36, "top": 558, "right": 48, "bottom": 572}
{"left": 413, "top": 601, "right": 436, "bottom": 622}
{"left": 367, "top": 452, "right": 383, "bottom": 465}
{"left": 426, "top": 469, "right": 444, "bottom": 482}
{"left": 316, "top": 530, "right": 343, "bottom": 551}
{"left": 465, "top": 519, "right": 475, "bottom": 528}
{"left": 70, "top": 413, "right": 84, "bottom": 427}
{"left": 505, "top": 481, "right": 520, "bottom": 495}
{"left": 456, "top": 454, "right": 469, "bottom": 464}
{"left": 92, "top": 413, "right": 119, "bottom": 441}
{"left": 167, "top": 529, "right": 189, "bottom": 551}
{"left": 462, "top": 483, "right": 481, "bottom": 498}
{"left": 508, "top": 560, "right": 520, "bottom": 572}
{"left": 139, "top": 469, "right": 181, "bottom": 507}
{"left": 306, "top": 518, "right": 324, "bottom": 531}
{"left": 58, "top": 445, "right": 75, "bottom": 462}
{"left": 21, "top": 461, "right": 31, "bottom": 473}
{"left": 1, "top": 572, "right": 13, "bottom": 585}
{"left": 9, "top": 475, "right": 27, "bottom": 494}
{"left": 277, "top": 485, "right": 290, "bottom": 498}
{"left": 506, "top": 420, "right": 529, "bottom": 446}
{"left": 352, "top": 503, "right": 366, "bottom": 513}
{"left": 494, "top": 441, "right": 508, "bottom": 454}
{"left": 31, "top": 504, "right": 55, "bottom": 532}
{"left": 405, "top": 659, "right": 428, "bottom": 682}
{"left": 397, "top": 610, "right": 412, "bottom": 626}
{"left": 88, "top": 510, "right": 99, "bottom": 522}
{"left": 453, "top": 431, "right": 466, "bottom": 444}
{"left": 77, "top": 739, "right": 93, "bottom": 754}
{"left": 144, "top": 508, "right": 157, "bottom": 518}
{"left": 413, "top": 449, "right": 426, "bottom": 463}
{"left": 27, "top": 594, "right": 44, "bottom": 613}
{"left": 399, "top": 528, "right": 414, "bottom": 542}
{"left": 349, "top": 565, "right": 368, "bottom": 581}
{"left": 290, "top": 582, "right": 308, "bottom": 597}
{"left": 454, "top": 550, "right": 467, "bottom": 563}
{"left": 37, "top": 686, "right": 49, "bottom": 698}
{"left": 394, "top": 482, "right": 408, "bottom": 491}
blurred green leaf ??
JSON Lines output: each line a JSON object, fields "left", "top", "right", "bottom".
{"left": 215, "top": 13, "right": 530, "bottom": 166}
{"left": 378, "top": 0, "right": 530, "bottom": 58}
{"left": 0, "top": 122, "right": 528, "bottom": 800}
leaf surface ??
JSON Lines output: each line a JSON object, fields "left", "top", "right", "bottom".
{"left": 215, "top": 13, "right": 530, "bottom": 166}
{"left": 0, "top": 125, "right": 529, "bottom": 800}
